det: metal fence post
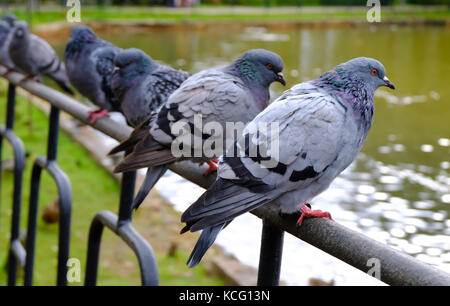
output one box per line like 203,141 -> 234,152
23,105 -> 72,286
117,170 -> 136,226
257,219 -> 284,286
0,83 -> 27,286
84,169 -> 159,286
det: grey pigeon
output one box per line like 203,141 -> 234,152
65,25 -> 121,124
0,20 -> 15,72
110,49 -> 286,209
0,14 -> 17,74
0,14 -> 17,73
111,48 -> 190,127
9,21 -> 74,95
181,57 -> 395,268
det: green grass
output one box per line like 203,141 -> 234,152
6,5 -> 450,27
0,81 -> 224,286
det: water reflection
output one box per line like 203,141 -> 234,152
50,23 -> 449,285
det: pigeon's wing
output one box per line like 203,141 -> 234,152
27,35 -> 74,94
93,46 -> 121,111
181,83 -> 346,232
111,113 -> 176,173
114,69 -> 254,172
118,67 -> 189,127
222,84 -> 347,190
150,69 -> 254,146
145,67 -> 190,113
28,35 -> 62,76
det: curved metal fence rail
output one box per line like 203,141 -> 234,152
0,68 -> 158,286
1,66 -> 449,286
24,103 -> 73,286
0,83 -> 26,286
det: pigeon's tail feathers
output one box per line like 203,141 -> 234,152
40,58 -> 74,95
181,178 -> 277,234
113,145 -> 176,173
109,119 -> 151,155
182,179 -> 278,267
113,116 -> 178,173
132,165 -> 170,210
186,223 -> 229,268
56,79 -> 74,95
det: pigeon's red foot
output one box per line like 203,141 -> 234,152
296,203 -> 333,227
201,160 -> 218,176
87,109 -> 109,125
2,69 -> 14,77
20,75 -> 39,83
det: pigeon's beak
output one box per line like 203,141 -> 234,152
276,72 -> 286,86
383,76 -> 395,90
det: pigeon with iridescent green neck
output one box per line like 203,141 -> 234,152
181,57 -> 395,268
110,49 -> 286,210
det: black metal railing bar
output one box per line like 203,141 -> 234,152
0,83 -> 26,286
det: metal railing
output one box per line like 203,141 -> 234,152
1,66 -> 449,286
0,68 -> 158,286
23,104 -> 72,286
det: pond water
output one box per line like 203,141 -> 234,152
52,23 -> 450,285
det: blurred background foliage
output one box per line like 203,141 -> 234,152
0,0 -> 449,7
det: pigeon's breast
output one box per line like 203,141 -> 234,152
122,82 -> 152,127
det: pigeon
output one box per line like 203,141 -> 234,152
65,25 -> 122,124
110,49 -> 286,209
2,14 -> 17,27
111,48 -> 190,127
0,15 -> 17,74
8,21 -> 74,95
181,57 -> 395,268
0,20 -> 15,72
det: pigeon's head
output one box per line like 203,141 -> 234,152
2,14 -> 17,27
338,57 -> 395,91
236,49 -> 286,87
114,48 -> 153,77
69,25 -> 97,43
11,21 -> 29,41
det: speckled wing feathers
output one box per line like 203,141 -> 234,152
150,69 -> 254,147
113,69 -> 255,172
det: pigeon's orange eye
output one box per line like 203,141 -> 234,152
266,64 -> 273,70
371,68 -> 378,76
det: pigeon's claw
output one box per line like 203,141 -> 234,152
20,75 -> 39,83
2,68 -> 14,77
296,203 -> 333,227
201,160 -> 218,176
87,109 -> 109,125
